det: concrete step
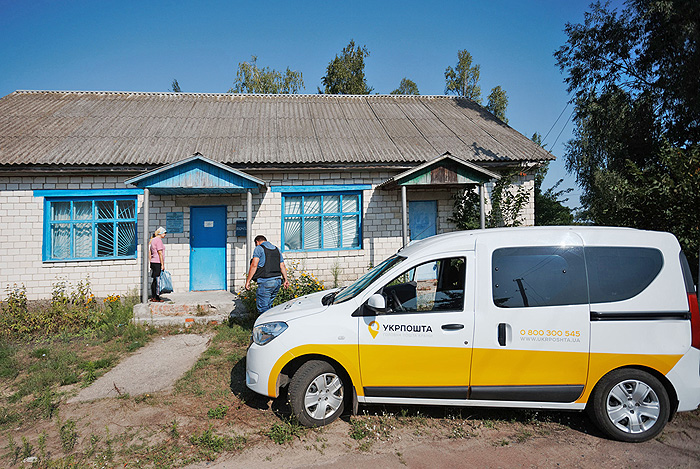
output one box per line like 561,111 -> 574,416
132,290 -> 245,327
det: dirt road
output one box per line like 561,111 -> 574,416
184,405 -> 699,468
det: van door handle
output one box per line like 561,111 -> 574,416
442,323 -> 464,331
498,323 -> 507,346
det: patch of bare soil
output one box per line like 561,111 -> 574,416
187,404 -> 700,469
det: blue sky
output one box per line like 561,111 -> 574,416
0,0 -> 615,206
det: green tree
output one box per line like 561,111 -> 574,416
450,171 -> 530,230
444,49 -> 481,103
390,78 -> 420,95
229,56 -> 304,94
487,171 -> 530,228
555,0 -> 700,279
320,40 -> 372,95
486,85 -> 508,123
555,0 -> 700,145
534,163 -> 575,226
530,132 -> 575,226
531,131 -> 543,147
171,79 -> 181,93
449,188 -> 481,230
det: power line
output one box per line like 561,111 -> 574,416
549,109 -> 574,152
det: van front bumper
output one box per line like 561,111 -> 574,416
245,343 -> 278,398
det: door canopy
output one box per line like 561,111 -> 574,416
125,153 -> 266,194
378,152 -> 500,189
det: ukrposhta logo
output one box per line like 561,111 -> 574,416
367,320 -> 433,339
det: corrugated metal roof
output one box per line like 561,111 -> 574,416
0,91 -> 554,167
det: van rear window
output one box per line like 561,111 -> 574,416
586,247 -> 663,303
492,246 -> 587,308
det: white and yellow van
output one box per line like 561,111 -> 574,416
245,227 -> 700,442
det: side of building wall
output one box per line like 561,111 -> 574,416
0,176 -> 144,300
0,169 -> 535,300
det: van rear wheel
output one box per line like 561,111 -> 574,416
589,368 -> 669,442
288,360 -> 345,427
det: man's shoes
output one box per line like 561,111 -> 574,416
149,297 -> 163,303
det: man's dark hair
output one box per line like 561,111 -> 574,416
254,235 -> 267,243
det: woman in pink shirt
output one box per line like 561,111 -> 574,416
149,226 -> 166,301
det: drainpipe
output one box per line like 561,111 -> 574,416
401,185 -> 408,247
142,188 -> 150,304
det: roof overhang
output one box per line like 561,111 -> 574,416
125,153 -> 266,195
377,152 -> 500,190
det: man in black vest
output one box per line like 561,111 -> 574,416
244,235 -> 290,313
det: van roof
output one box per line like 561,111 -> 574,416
397,226 -> 679,258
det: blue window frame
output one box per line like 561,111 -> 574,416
282,192 -> 361,251
43,196 -> 137,261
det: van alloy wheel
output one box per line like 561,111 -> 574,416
304,372 -> 344,420
606,379 -> 661,434
589,368 -> 670,442
289,360 -> 345,427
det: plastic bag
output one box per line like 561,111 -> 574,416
158,270 -> 173,294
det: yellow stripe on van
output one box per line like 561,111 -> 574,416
358,345 -> 472,388
267,344 -> 361,398
470,348 -> 589,387
268,345 -> 684,402
577,352 -> 684,403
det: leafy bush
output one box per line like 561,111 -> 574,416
239,262 -> 325,316
0,280 -> 141,340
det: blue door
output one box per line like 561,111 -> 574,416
190,206 -> 227,291
408,200 -> 437,241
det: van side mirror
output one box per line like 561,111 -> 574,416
366,294 -> 387,314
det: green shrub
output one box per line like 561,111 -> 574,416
0,280 -> 141,340
0,279 -> 104,337
239,262 -> 325,316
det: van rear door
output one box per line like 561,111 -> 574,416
470,231 -> 590,403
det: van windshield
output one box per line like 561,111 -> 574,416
333,255 -> 405,304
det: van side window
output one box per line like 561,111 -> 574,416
586,247 -> 663,303
492,247 -> 587,308
381,257 -> 465,313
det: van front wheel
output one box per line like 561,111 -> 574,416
288,360 -> 345,427
589,368 -> 669,442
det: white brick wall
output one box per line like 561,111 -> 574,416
0,169 -> 534,300
0,177 -> 143,300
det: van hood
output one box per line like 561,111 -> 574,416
255,288 -> 341,324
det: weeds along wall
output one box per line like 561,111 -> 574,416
0,170 -> 534,300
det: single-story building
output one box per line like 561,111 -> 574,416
0,91 -> 552,300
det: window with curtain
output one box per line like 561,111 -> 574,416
282,192 -> 361,251
45,197 -> 137,261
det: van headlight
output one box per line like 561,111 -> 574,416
252,321 -> 288,346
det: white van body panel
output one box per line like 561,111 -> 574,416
666,348 -> 700,412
